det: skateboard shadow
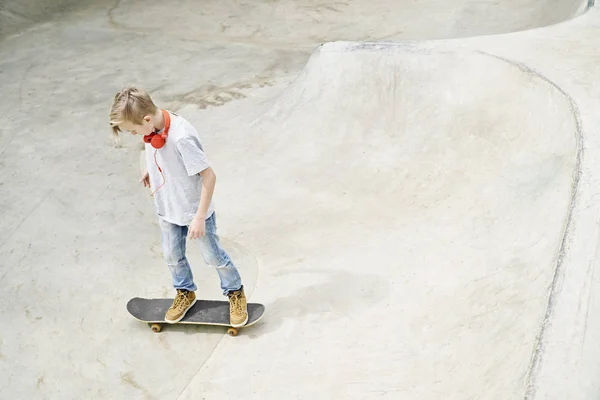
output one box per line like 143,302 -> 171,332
243,270 -> 390,338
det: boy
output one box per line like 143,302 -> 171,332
109,86 -> 248,327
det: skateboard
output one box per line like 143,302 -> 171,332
126,297 -> 265,336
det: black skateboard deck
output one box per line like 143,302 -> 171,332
127,297 -> 265,336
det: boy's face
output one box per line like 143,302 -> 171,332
120,115 -> 155,136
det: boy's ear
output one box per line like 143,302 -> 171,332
143,115 -> 152,123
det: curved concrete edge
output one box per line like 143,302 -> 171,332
486,57 -> 587,400
525,73 -> 600,399
456,7 -> 600,398
455,51 -> 586,399
527,104 -> 600,398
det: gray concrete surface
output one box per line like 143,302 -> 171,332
0,0 -> 100,38
0,0 -> 591,40
1,0 -> 600,399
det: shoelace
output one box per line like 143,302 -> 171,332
173,291 -> 191,311
230,292 -> 244,314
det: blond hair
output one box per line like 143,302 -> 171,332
109,86 -> 158,136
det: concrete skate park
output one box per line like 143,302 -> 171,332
2,0 -> 600,398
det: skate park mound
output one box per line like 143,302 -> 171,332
206,42 -> 579,398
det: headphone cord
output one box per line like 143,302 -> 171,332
150,149 -> 166,196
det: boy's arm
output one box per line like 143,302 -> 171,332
188,167 -> 216,239
176,132 -> 216,238
196,167 -> 216,219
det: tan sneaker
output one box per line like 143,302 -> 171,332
228,287 -> 248,328
165,289 -> 197,323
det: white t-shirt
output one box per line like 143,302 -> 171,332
145,112 -> 214,226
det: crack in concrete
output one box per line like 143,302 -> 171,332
476,50 -> 584,400
0,189 -> 52,251
0,61 -> 38,157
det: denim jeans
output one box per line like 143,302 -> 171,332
158,212 -> 242,295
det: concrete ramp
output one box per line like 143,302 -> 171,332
174,42 -> 580,398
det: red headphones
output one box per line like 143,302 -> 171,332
143,110 -> 171,149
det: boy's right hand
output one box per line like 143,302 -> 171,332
140,169 -> 150,188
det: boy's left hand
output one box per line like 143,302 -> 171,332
189,216 -> 206,239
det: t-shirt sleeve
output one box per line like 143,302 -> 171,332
176,135 -> 211,176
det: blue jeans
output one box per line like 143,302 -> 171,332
158,212 -> 242,295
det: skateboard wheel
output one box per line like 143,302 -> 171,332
227,328 -> 238,337
150,323 -> 162,333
